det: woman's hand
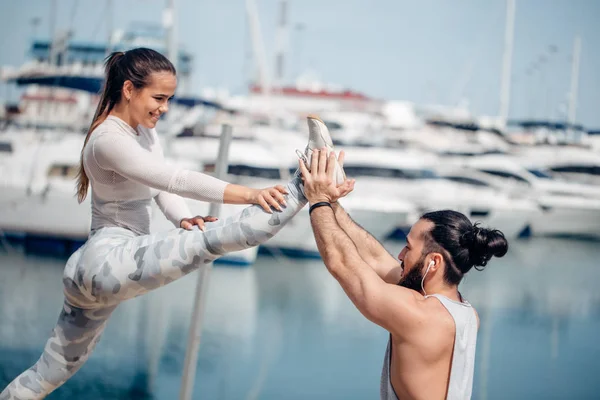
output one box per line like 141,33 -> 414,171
250,185 -> 288,213
180,215 -> 219,231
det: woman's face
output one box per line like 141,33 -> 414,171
127,71 -> 177,128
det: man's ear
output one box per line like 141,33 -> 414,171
430,253 -> 444,272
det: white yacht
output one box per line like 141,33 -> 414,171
439,154 -> 600,239
337,146 -> 538,239
0,133 -> 91,240
514,145 -> 600,186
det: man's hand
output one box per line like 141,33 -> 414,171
298,148 -> 355,204
180,215 -> 218,231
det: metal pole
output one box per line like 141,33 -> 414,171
49,0 -> 57,65
179,124 -> 233,400
106,0 -> 114,53
274,0 -> 289,89
245,0 -> 271,97
165,0 -> 178,71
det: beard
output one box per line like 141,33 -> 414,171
398,255 -> 426,292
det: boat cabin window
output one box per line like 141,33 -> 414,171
0,142 -> 12,153
470,209 -> 490,217
478,169 -> 530,184
47,164 -> 79,178
527,169 -> 553,179
550,165 -> 600,176
443,176 -> 490,187
227,164 -> 281,180
343,166 -> 438,180
323,120 -> 344,131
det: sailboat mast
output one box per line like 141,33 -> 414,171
499,0 -> 516,125
567,35 -> 581,127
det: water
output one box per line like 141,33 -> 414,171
1,237 -> 599,399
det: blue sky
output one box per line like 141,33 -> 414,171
1,0 -> 599,127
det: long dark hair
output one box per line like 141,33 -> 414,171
421,210 -> 508,285
75,48 -> 176,203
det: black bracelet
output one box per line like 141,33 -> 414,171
309,201 -> 332,215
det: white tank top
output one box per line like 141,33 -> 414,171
380,294 -> 478,400
83,116 -> 228,235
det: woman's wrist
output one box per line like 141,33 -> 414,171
224,184 -> 256,204
245,187 -> 257,204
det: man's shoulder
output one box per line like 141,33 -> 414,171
390,298 -> 455,352
422,296 -> 458,330
390,291 -> 455,329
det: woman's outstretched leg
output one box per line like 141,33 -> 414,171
0,177 -> 305,399
0,301 -> 116,400
80,176 -> 307,305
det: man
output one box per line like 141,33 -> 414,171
298,144 -> 508,399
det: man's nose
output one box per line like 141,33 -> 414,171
398,247 -> 406,261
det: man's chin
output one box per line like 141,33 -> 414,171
397,268 -> 424,292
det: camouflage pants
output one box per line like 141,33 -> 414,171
1,178 -> 307,399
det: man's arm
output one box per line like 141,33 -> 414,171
310,205 -> 421,336
331,202 -> 403,284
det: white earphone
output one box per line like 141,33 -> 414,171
421,260 -> 435,296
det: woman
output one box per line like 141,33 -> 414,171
1,47 -> 343,399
